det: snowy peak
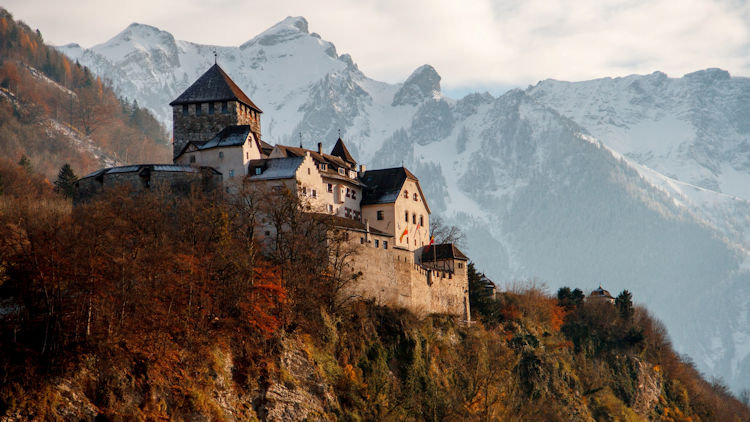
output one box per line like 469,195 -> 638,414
683,68 -> 731,83
93,22 -> 179,65
241,16 -> 310,48
392,64 -> 441,106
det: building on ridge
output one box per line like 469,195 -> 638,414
74,63 -> 470,319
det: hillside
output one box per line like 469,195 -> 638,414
0,164 -> 748,420
55,16 -> 750,393
0,8 -> 169,179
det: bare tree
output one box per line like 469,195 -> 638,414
430,215 -> 465,246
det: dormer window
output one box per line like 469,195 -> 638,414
254,167 -> 262,175
319,163 -> 327,171
338,168 -> 346,176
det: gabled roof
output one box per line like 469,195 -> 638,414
330,137 -> 356,166
421,244 -> 468,262
169,64 -> 262,112
272,144 -> 365,186
361,167 -> 430,213
175,125 -> 258,158
248,157 -> 304,181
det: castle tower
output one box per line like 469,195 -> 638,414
169,64 -> 262,159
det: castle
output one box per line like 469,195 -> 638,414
75,64 -> 470,319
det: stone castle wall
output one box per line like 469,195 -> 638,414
345,233 -> 470,319
74,167 -> 222,204
172,101 -> 261,158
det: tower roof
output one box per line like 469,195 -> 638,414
330,137 -> 356,166
169,64 -> 262,112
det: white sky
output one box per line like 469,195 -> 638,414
6,0 -> 750,95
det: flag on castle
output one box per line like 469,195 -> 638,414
400,227 -> 408,242
424,235 -> 435,252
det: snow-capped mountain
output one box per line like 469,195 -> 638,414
59,17 -> 750,393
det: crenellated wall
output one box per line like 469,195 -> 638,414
344,233 -> 470,319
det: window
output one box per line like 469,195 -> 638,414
361,237 -> 364,244
352,190 -> 357,200
327,183 -> 333,193
338,168 -> 346,176
221,101 -> 228,113
383,241 -> 388,249
195,103 -> 201,115
327,204 -> 333,213
458,263 -> 463,269
320,164 -> 327,171
346,188 -> 351,198
376,210 -> 384,220
404,211 -> 409,222
254,167 -> 262,175
312,189 -> 317,198
419,215 -> 424,226
404,190 -> 409,199
208,102 -> 215,114
219,151 -> 224,159
272,185 -> 282,191
228,169 -> 235,178
182,104 -> 188,116
307,168 -> 311,175
189,155 -> 196,163
413,193 -> 418,201
374,239 -> 379,248
412,213 -> 416,224
302,187 -> 307,196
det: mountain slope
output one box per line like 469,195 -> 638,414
59,17 -> 750,393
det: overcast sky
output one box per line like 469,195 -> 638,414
7,0 -> 750,95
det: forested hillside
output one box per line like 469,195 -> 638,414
0,161 -> 748,421
0,8 -> 169,178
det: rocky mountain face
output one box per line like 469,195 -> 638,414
59,17 -> 750,393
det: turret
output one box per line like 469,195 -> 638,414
169,64 -> 262,159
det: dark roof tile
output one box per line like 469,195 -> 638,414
169,64 -> 262,112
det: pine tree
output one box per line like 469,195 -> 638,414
17,155 -> 32,173
615,290 -> 634,321
54,163 -> 77,198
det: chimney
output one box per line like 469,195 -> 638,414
317,142 -> 322,154
358,164 -> 367,177
365,219 -> 370,242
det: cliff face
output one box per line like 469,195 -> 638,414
2,300 -> 746,421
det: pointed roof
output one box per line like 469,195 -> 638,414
330,137 -> 356,166
169,64 -> 262,112
361,166 -> 430,213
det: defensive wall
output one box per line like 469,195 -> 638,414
344,230 -> 470,319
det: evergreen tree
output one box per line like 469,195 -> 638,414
18,155 -> 31,173
615,290 -> 634,321
54,163 -> 77,198
557,287 -> 585,310
468,262 -> 499,322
